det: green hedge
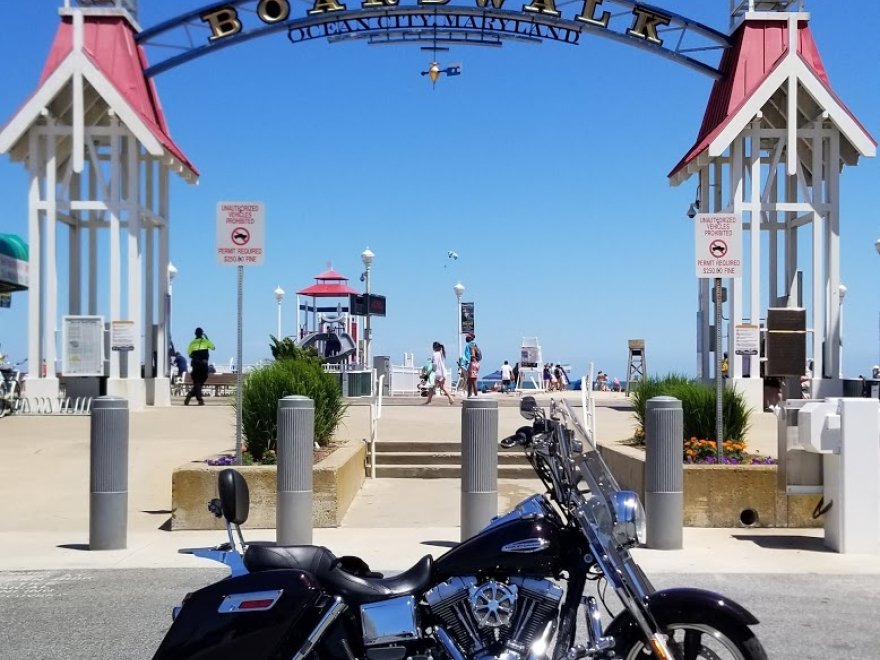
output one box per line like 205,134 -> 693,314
631,374 -> 751,443
238,358 -> 347,461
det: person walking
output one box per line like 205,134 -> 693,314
185,327 -> 215,406
500,360 -> 513,394
464,333 -> 481,398
424,341 -> 455,405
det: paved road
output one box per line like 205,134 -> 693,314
1,569 -> 877,659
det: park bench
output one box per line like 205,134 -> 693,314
173,372 -> 238,398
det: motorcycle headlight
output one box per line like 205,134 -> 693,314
612,491 -> 646,547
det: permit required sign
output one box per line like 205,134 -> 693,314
695,213 -> 742,278
216,201 -> 265,266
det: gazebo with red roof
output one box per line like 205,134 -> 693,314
669,5 -> 874,407
296,266 -> 361,344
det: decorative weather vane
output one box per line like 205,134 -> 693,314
421,61 -> 462,88
420,22 -> 462,87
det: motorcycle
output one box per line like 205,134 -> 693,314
154,396 -> 767,660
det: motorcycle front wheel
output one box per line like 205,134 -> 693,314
611,607 -> 768,660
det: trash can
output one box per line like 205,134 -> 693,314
842,379 -> 864,397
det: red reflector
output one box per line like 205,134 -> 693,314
240,599 -> 274,610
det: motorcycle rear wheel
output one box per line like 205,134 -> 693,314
612,607 -> 768,660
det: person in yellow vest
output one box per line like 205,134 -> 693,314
185,327 -> 215,406
721,353 -> 730,379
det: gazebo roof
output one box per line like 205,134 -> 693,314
297,267 -> 359,297
669,17 -> 875,186
0,14 -> 198,182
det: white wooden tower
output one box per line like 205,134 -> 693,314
671,2 -> 875,409
0,1 -> 198,409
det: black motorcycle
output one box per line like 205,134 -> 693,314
154,396 -> 767,660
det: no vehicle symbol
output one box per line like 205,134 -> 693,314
709,239 -> 727,258
231,227 -> 250,246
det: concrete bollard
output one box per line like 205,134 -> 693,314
461,398 -> 498,541
89,396 -> 129,550
276,395 -> 313,545
645,396 -> 683,550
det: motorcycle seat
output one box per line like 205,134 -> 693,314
244,544 -> 434,604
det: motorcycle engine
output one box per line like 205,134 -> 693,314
425,576 -> 563,660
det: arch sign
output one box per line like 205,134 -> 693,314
138,0 -> 729,78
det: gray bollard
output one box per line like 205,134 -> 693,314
461,398 -> 498,541
277,395 -> 314,545
89,396 -> 129,550
645,396 -> 683,550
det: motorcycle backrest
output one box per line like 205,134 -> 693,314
520,396 -> 538,420
218,468 -> 250,525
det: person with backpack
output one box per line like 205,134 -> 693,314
463,333 -> 481,398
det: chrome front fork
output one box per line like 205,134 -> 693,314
565,597 -> 615,660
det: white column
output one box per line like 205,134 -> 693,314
126,135 -> 142,380
826,130 -> 842,380
785,172 -> 798,306
159,165 -> 170,379
699,168 -> 711,381
749,126 -> 761,341
108,131 -> 121,379
45,127 -> 59,381
88,155 -> 98,315
729,136 -> 744,379
69,174 -> 82,315
144,156 -> 155,380
810,123 -> 825,380
27,130 -> 41,381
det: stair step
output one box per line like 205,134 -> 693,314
375,452 -> 529,466
373,465 -> 535,479
374,441 -> 463,453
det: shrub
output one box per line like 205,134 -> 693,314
269,335 -> 322,363
632,374 -> 752,444
238,358 -> 347,461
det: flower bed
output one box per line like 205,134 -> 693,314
171,440 -> 366,530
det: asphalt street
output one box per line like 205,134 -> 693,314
1,568 -> 877,659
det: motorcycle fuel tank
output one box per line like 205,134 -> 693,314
434,514 -> 568,579
152,569 -> 323,660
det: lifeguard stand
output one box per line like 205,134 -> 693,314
625,340 -> 646,395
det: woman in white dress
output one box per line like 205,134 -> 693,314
424,341 -> 455,405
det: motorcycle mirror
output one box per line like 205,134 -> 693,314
218,468 -> 250,525
520,396 -> 538,420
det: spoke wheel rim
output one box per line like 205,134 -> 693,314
623,623 -> 747,660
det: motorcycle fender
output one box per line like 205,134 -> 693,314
603,587 -> 760,640
152,569 -> 325,660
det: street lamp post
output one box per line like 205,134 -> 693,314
361,247 -> 374,367
274,285 -> 285,339
167,261 -> 177,352
453,282 -> 465,362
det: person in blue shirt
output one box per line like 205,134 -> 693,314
173,352 -> 188,378
463,333 -> 480,398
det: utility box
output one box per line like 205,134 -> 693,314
796,398 -> 880,554
776,399 -> 822,495
765,308 -> 806,376
373,356 -> 390,396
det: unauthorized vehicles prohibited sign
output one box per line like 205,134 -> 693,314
217,202 -> 264,265
695,213 -> 742,278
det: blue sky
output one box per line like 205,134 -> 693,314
1,1 -> 878,380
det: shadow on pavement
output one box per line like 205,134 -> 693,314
732,534 -> 827,552
57,543 -> 90,551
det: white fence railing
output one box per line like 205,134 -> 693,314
389,365 -> 421,396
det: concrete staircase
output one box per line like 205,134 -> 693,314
370,441 -> 534,478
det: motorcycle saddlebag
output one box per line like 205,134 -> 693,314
152,569 -> 324,660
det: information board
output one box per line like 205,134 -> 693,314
62,315 -> 105,376
111,320 -> 135,351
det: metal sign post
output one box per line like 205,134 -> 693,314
217,201 -> 265,464
695,213 -> 742,459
